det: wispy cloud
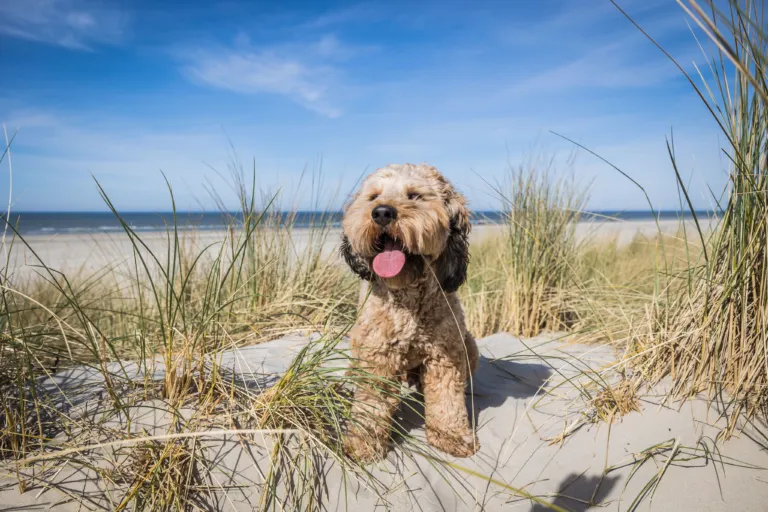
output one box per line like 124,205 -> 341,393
300,3 -> 384,30
506,3 -> 705,95
179,35 -> 364,118
512,43 -> 683,93
0,0 -> 128,50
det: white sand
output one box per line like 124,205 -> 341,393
2,332 -> 766,510
5,219 -> 698,279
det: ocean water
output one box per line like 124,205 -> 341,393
3,210 -> 715,236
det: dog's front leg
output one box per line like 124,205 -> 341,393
421,356 -> 480,457
344,366 -> 402,463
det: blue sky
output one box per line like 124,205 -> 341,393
0,0 -> 730,212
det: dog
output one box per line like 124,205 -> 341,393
340,163 -> 480,463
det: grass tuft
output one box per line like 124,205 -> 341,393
622,0 -> 768,435
462,160 -> 587,338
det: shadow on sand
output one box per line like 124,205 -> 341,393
394,354 -> 552,435
530,472 -> 620,511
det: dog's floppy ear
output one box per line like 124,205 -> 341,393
341,234 -> 373,281
434,191 -> 471,293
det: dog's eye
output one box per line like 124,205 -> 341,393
407,192 -> 420,200
368,193 -> 379,201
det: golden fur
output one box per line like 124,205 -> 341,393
340,163 -> 480,462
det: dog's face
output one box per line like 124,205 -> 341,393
341,163 -> 471,291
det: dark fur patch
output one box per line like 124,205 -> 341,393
340,234 -> 373,281
433,218 -> 470,293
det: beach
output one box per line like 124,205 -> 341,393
5,219 -> 700,277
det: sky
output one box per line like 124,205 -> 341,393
0,0 -> 733,212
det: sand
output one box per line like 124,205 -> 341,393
4,219 -> 699,278
2,331 -> 766,511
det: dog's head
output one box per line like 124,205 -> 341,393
340,163 -> 471,291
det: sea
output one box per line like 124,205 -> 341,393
1,210 -> 715,236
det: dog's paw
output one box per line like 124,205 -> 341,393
343,432 -> 389,464
426,427 -> 480,458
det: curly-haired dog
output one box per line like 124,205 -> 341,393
340,163 -> 480,463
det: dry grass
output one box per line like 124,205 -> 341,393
461,161 -> 587,338
0,164 -> 370,509
590,376 -> 642,423
462,158 -> 700,345
621,0 -> 768,435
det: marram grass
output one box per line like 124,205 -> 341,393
461,161 -> 587,338
623,0 -> 768,435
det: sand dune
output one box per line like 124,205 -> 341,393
2,331 -> 764,510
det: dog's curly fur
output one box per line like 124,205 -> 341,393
340,163 -> 480,463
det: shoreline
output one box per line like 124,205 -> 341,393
5,219 -> 704,276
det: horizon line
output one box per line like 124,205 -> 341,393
3,208 -> 720,215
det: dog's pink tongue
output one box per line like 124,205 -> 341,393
372,240 -> 406,278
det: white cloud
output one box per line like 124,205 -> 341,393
180,36 -> 357,118
0,0 -> 127,50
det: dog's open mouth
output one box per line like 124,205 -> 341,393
372,234 -> 407,279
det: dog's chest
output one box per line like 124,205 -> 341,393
365,298 -> 440,351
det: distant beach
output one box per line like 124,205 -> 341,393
4,209 -> 716,236
3,212 -> 708,276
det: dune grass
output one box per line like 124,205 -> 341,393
0,162 -> 370,508
461,162 -> 587,338
461,160 -> 699,347
618,0 -> 768,436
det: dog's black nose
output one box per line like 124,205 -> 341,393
372,205 -> 397,227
